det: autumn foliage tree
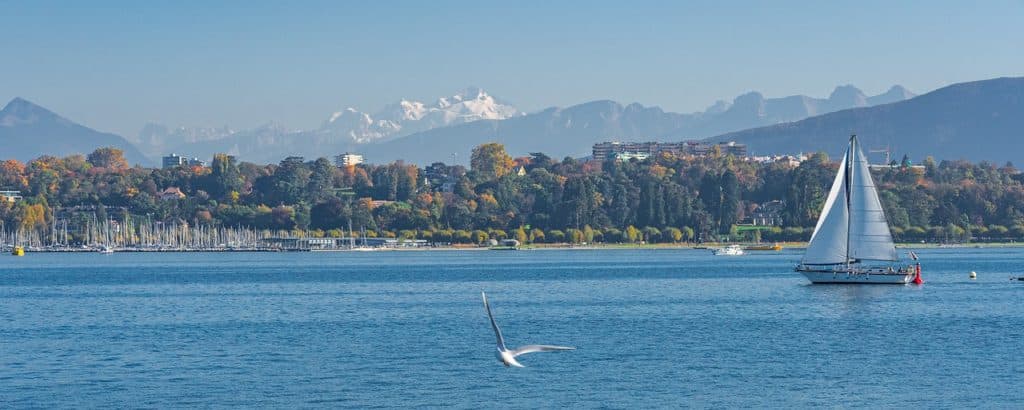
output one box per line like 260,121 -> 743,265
470,142 -> 513,182
86,147 -> 129,170
4,142 -> 1024,245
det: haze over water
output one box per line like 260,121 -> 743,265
1,248 -> 1022,407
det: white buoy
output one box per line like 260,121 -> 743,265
970,271 -> 977,279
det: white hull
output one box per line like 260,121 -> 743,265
798,270 -> 913,284
713,245 -> 744,256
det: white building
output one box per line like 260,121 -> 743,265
748,154 -> 807,167
0,190 -> 23,203
162,154 -> 187,169
334,153 -> 364,167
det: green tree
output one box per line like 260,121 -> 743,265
310,197 -> 349,230
604,228 -> 623,243
306,157 -> 336,202
719,170 -> 740,232
472,229 -> 489,244
453,229 -> 472,243
699,172 -> 722,228
207,153 -> 243,200
642,226 -> 662,243
666,227 -> 683,242
682,226 -> 695,242
529,228 -> 545,243
547,229 -> 566,243
565,228 -> 583,244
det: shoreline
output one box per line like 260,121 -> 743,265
8,241 -> 1024,253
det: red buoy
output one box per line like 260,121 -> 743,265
912,263 -> 924,285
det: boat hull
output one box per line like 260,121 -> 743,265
745,244 -> 782,251
798,270 -> 913,284
713,245 -> 744,256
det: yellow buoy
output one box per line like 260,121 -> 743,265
11,246 -> 24,256
969,271 -> 977,279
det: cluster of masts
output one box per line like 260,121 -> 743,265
0,215 -> 313,252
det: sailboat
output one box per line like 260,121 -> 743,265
796,135 -> 919,284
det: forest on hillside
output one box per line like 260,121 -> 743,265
1,143 -> 1022,244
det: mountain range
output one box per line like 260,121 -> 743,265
661,84 -> 915,139
706,77 -> 1024,163
0,98 -> 150,166
143,84 -> 914,164
359,85 -> 918,164
132,123 -> 239,159
2,77 -> 1021,167
131,87 -> 521,162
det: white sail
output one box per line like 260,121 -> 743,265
847,138 -> 898,261
801,152 -> 850,265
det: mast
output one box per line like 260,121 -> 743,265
845,135 -> 855,269
847,134 -> 899,262
349,220 -> 355,249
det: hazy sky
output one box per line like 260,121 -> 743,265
2,1 -> 1022,137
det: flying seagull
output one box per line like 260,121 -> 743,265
482,292 -> 574,368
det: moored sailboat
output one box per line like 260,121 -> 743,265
796,135 -> 919,284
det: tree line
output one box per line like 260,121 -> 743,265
1,143 -> 1023,244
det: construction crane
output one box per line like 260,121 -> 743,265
869,145 -> 891,165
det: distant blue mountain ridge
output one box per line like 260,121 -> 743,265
8,79 -> 1020,166
704,77 -> 1024,164
0,97 -> 151,166
358,84 -> 918,165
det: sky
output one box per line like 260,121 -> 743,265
1,0 -> 1022,137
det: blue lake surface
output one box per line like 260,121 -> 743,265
1,248 -> 1023,407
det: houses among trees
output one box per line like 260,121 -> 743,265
0,143 -> 1022,244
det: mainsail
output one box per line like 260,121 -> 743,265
847,138 -> 898,261
801,136 -> 897,265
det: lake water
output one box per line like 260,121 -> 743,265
1,248 -> 1023,407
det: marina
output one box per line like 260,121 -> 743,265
0,221 -> 427,252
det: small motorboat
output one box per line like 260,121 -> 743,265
713,244 -> 744,256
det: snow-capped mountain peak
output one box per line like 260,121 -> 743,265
391,99 -> 427,121
320,87 -> 520,144
327,108 -> 362,124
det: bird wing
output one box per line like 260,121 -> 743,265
511,344 -> 575,357
482,292 -> 506,349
